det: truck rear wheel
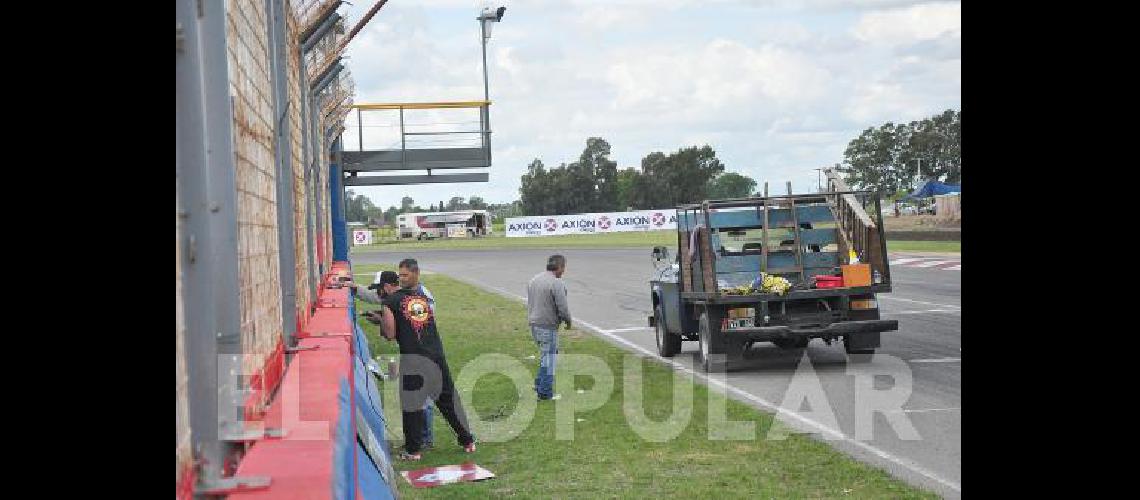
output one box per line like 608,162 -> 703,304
655,305 -> 681,357
698,310 -> 727,372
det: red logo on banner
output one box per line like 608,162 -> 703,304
401,463 -> 496,488
652,212 -> 665,226
544,219 -> 558,231
597,216 -> 611,229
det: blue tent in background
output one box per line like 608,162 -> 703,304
906,180 -> 960,199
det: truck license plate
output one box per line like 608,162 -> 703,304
723,318 -> 755,329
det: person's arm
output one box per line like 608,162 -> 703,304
353,284 -> 384,304
380,305 -> 397,340
419,285 -> 437,313
553,280 -> 572,329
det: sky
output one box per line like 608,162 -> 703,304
338,0 -> 961,210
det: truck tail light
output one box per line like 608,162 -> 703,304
850,299 -> 877,310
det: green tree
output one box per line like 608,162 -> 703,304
706,172 -> 757,199
383,205 -> 399,225
842,109 -> 961,194
615,167 -> 640,210
446,196 -> 468,211
578,137 -> 618,212
520,158 -> 549,215
468,196 -> 487,210
400,196 -> 414,211
344,189 -> 380,222
519,140 -> 723,214
842,122 -> 910,196
634,145 -> 725,208
344,189 -> 362,222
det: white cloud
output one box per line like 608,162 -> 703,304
337,0 -> 959,206
852,1 -> 961,46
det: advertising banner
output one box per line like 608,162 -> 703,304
505,209 -> 677,237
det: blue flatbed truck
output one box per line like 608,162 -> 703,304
648,170 -> 899,372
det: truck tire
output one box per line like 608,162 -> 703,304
698,310 -> 727,372
773,337 -> 810,350
655,305 -> 681,357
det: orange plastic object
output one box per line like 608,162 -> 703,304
841,264 -> 872,287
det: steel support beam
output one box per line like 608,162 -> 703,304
299,54 -> 318,305
176,0 -> 243,489
346,159 -> 490,171
268,0 -> 297,349
344,173 -> 489,186
311,60 -> 343,96
310,91 -> 326,279
342,148 -> 489,171
301,12 -> 341,53
299,0 -> 343,46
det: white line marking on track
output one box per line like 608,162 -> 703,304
602,326 -> 654,333
886,408 -> 961,414
909,358 -> 961,363
910,260 -> 958,268
889,258 -> 928,265
881,309 -> 961,316
878,296 -> 960,310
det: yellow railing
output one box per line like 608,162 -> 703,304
350,101 -> 491,110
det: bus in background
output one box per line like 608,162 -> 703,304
396,210 -> 493,240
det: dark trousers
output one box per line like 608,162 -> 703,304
399,353 -> 474,453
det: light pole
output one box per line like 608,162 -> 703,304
477,6 -> 505,163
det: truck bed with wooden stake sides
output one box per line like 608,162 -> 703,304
647,168 -> 899,372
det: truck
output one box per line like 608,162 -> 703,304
397,210 -> 493,240
648,169 -> 899,372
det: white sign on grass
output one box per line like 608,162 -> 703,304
505,210 -> 677,238
352,230 -> 372,245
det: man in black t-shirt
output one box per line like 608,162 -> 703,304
378,258 -> 475,460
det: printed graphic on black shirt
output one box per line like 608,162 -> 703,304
400,294 -> 433,337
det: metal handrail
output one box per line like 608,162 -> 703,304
349,101 -> 493,171
350,101 -> 491,110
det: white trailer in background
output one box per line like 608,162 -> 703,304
397,210 -> 493,240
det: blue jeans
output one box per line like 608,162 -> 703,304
531,325 -> 558,398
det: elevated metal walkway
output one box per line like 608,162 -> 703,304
342,101 -> 492,186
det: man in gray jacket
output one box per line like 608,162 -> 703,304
526,255 -> 571,401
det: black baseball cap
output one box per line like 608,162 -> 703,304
367,270 -> 400,291
377,271 -> 399,285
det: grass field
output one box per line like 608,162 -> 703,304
350,230 -> 960,253
352,264 -> 936,499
